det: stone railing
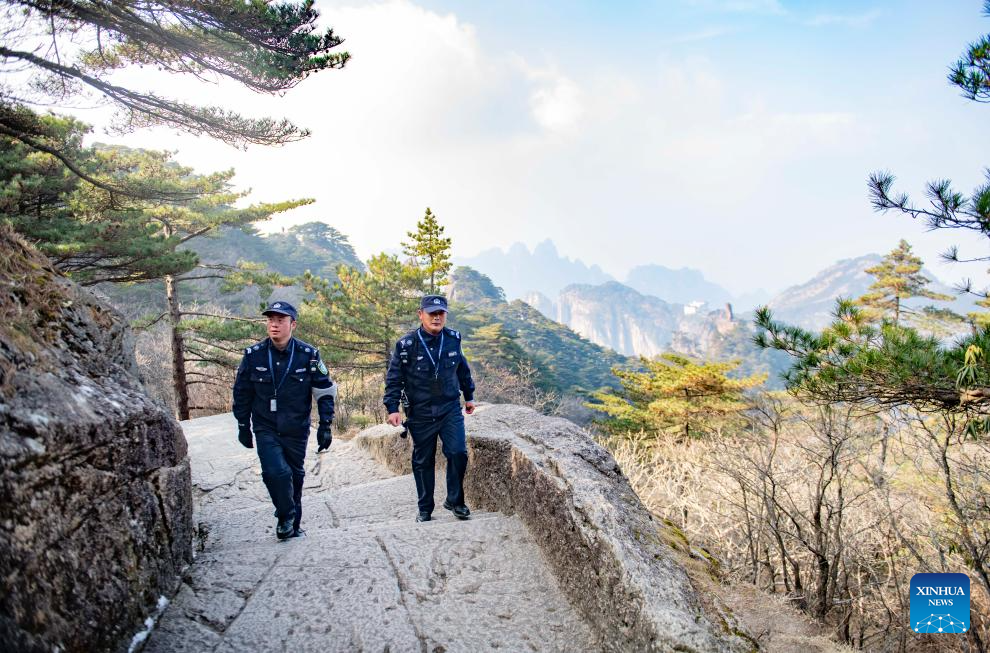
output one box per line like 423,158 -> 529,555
355,404 -> 753,652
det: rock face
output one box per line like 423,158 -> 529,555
355,404 -> 753,652
0,226 -> 192,652
556,282 -> 684,357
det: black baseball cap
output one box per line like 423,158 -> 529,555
262,301 -> 297,320
420,295 -> 448,313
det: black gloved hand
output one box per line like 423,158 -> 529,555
316,422 -> 332,452
237,424 -> 253,449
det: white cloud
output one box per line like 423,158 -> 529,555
529,76 -> 584,133
63,0 -> 881,292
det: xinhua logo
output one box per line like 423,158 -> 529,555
910,573 -> 970,634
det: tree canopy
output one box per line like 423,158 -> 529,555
0,0 -> 348,187
403,208 -> 452,294
756,3 -> 990,432
586,353 -> 765,439
3,128 -> 309,284
856,239 -> 952,325
950,0 -> 990,102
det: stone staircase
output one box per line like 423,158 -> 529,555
143,413 -> 597,652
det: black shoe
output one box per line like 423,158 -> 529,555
416,512 -> 432,522
443,500 -> 471,520
276,518 -> 295,540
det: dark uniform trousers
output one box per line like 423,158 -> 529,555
255,430 -> 308,530
233,337 -> 335,531
383,327 -> 475,516
409,409 -> 468,514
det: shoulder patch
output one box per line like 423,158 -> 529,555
244,347 -> 251,354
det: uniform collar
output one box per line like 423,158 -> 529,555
418,327 -> 442,342
269,336 -> 295,353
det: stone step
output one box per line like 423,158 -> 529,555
143,414 -> 599,653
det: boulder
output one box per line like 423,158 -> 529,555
355,404 -> 754,652
0,226 -> 192,652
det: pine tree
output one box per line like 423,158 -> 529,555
402,208 -> 452,294
586,353 -> 765,440
299,255 -> 427,371
856,240 -> 952,325
464,323 -> 531,373
1,0 -> 349,182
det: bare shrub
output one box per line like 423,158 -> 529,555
602,395 -> 990,652
472,360 -> 560,415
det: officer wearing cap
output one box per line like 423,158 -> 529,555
384,295 -> 476,522
232,301 -> 336,540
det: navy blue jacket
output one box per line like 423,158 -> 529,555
232,337 -> 335,436
383,327 -> 475,422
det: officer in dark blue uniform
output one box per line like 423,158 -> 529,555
384,295 -> 476,522
232,301 -> 336,540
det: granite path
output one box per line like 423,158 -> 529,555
142,413 -> 597,652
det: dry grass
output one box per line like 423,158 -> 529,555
599,401 -> 990,652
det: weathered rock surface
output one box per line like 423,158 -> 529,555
0,226 -> 192,652
356,404 -> 754,652
148,412 -> 597,652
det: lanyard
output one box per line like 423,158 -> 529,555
417,329 -> 444,379
267,338 -> 295,397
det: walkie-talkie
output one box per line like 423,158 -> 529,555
399,390 -> 410,438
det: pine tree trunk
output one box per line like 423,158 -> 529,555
165,273 -> 191,420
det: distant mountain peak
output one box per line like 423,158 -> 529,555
533,239 -> 559,257
624,264 -> 732,306
766,252 -> 974,330
455,240 -> 613,300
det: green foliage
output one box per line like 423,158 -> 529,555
298,254 -> 427,370
586,353 -> 765,439
2,0 -> 349,160
478,300 -> 627,393
755,302 -> 990,417
191,222 -> 363,280
856,239 -> 952,325
3,137 -> 310,285
785,2 -> 990,431
949,1 -> 990,102
447,266 -> 506,306
403,208 -> 452,294
462,323 -> 531,373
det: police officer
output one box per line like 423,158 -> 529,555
232,301 -> 336,540
384,295 -> 476,522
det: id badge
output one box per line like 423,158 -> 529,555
270,398 -> 277,412
430,379 -> 443,397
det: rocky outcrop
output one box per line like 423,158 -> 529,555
355,404 -> 753,652
556,282 -> 683,357
0,226 -> 192,652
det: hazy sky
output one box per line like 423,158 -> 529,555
69,0 -> 990,295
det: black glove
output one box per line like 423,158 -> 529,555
316,422 -> 332,452
237,424 -> 253,449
